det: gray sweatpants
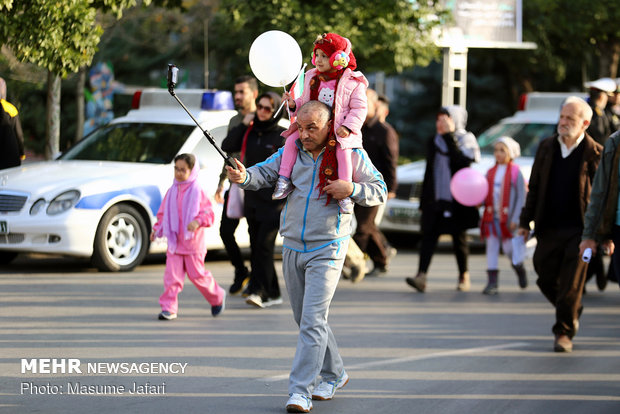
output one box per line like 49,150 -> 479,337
282,240 -> 348,397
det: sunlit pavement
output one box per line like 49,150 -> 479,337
1,247 -> 619,414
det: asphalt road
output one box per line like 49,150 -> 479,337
1,247 -> 619,414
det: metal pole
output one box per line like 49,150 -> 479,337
204,18 -> 209,89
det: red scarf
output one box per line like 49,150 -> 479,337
313,71 -> 343,205
480,163 -> 517,240
240,121 -> 253,163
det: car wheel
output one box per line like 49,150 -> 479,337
0,251 -> 18,265
91,204 -> 149,272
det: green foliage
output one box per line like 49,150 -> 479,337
94,5 -> 202,86
524,0 -> 620,79
210,0 -> 447,86
0,1 -> 102,77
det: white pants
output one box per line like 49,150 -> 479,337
486,234 -> 514,270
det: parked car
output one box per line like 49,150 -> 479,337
0,88 -> 259,271
379,92 -> 586,237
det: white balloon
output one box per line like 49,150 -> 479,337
249,31 -> 302,88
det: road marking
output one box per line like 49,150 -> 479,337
261,342 -> 530,383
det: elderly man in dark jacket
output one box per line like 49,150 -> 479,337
518,96 -> 602,353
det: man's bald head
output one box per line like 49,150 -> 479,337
297,101 -> 332,125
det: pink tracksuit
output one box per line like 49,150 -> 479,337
153,180 -> 224,314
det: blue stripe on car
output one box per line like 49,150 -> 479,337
75,186 -> 162,215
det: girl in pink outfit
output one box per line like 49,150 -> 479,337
151,153 -> 226,320
274,32 -> 368,214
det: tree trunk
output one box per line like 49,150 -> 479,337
45,71 -> 61,160
598,40 -> 620,79
74,67 -> 86,144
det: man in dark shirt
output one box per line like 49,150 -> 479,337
215,76 -> 259,295
518,96 -> 602,353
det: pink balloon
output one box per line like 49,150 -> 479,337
450,167 -> 488,206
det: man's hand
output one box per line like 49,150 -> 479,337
579,239 -> 597,257
324,179 -> 354,200
388,191 -> 396,199
225,158 -> 247,184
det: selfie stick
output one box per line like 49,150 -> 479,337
167,64 -> 237,170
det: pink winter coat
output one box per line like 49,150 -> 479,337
283,67 -> 369,149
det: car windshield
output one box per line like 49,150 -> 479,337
477,122 -> 557,157
60,123 -> 195,163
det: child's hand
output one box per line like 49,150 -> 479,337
150,230 -> 156,242
510,222 -> 517,232
282,92 -> 296,110
336,126 -> 350,138
187,220 -> 200,232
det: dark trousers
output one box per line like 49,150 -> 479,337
246,206 -> 281,300
418,208 -> 468,275
220,190 -> 246,281
353,204 -> 390,268
534,227 -> 587,338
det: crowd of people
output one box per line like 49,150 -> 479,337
5,31 -> 620,413
148,43 -> 620,411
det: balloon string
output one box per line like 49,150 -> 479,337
273,85 -> 288,119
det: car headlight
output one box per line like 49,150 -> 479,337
46,190 -> 81,215
29,198 -> 46,216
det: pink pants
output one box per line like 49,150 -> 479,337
159,252 -> 225,314
280,131 -> 353,182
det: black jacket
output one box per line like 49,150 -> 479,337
519,133 -> 602,233
420,132 -> 479,232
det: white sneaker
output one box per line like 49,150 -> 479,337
286,393 -> 312,413
311,370 -> 349,401
263,296 -> 283,307
158,311 -> 177,320
245,294 -> 265,308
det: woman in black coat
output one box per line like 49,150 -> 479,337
221,92 -> 286,308
406,106 -> 480,293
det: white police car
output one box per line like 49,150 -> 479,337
0,88 -> 249,271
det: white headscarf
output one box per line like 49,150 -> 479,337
495,136 -> 521,160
